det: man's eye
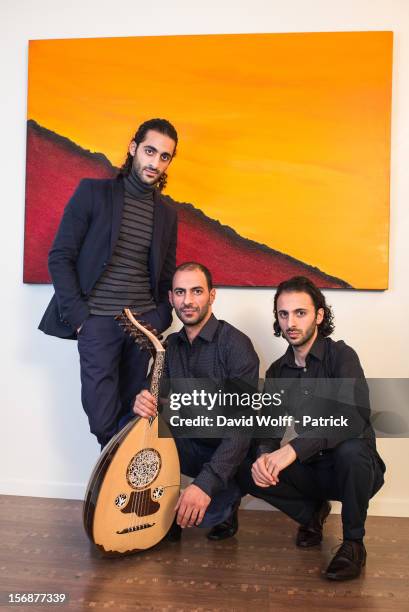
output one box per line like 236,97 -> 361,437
161,154 -> 170,161
297,310 -> 306,316
194,289 -> 203,295
279,312 -> 288,318
145,148 -> 154,155
175,290 -> 183,296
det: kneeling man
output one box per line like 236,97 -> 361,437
239,276 -> 385,580
134,262 -> 259,541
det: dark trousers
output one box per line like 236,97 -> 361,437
237,439 -> 385,540
77,314 -> 151,447
175,438 -> 242,528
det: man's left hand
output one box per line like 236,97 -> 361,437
175,484 -> 211,528
263,444 -> 297,482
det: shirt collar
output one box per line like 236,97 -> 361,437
176,313 -> 219,344
280,333 -> 326,368
308,334 -> 326,362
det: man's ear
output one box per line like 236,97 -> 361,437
168,289 -> 174,307
129,140 -> 137,157
209,288 -> 216,305
316,307 -> 324,326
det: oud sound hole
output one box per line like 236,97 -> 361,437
126,448 -> 161,490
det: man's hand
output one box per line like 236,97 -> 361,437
133,389 -> 157,419
175,484 -> 211,528
252,444 -> 297,487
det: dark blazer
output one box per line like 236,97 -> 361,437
39,176 -> 177,339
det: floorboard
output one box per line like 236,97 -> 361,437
0,496 -> 408,611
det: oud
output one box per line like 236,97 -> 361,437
83,309 -> 180,555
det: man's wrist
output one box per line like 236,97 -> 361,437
285,442 -> 298,460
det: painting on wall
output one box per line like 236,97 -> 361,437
24,32 -> 393,289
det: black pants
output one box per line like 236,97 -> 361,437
175,438 -> 242,528
237,439 -> 385,540
77,314 -> 152,447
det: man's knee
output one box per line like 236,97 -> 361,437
332,439 -> 372,472
175,438 -> 207,478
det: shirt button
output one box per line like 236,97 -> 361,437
303,367 -> 307,372
304,390 -> 309,395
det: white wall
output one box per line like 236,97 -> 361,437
1,0 -> 408,517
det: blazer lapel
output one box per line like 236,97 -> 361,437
109,178 -> 125,257
149,190 -> 166,293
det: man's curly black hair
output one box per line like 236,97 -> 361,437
273,276 -> 335,337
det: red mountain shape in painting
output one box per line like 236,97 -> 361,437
24,120 -> 350,288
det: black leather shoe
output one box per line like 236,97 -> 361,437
206,505 -> 239,541
325,540 -> 366,581
296,500 -> 331,547
165,518 -> 182,543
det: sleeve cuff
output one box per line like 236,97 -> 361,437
288,437 -> 326,462
256,439 -> 281,458
192,471 -> 221,498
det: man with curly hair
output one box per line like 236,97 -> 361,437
238,276 -> 385,581
39,118 -> 178,448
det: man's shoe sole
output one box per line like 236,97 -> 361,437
206,526 -> 238,541
324,567 -> 364,581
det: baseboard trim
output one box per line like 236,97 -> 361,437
1,481 -> 408,518
0,480 -> 86,500
239,495 -> 409,518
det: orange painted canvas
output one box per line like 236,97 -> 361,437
24,32 -> 393,288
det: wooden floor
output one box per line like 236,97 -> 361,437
0,496 -> 408,612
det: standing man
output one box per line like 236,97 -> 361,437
239,276 -> 385,580
133,262 -> 259,541
39,118 -> 178,448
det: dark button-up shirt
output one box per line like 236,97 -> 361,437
260,334 -> 380,463
163,314 -> 259,497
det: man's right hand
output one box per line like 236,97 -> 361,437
133,389 -> 157,419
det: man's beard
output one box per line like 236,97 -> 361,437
176,303 -> 210,327
283,321 -> 317,347
133,159 -> 161,185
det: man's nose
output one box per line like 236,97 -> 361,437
184,292 -> 195,305
288,313 -> 296,328
148,154 -> 159,169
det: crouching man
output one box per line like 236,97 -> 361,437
134,262 -> 259,541
238,276 -> 385,580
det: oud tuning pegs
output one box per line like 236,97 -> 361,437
143,324 -> 160,338
115,309 -> 163,355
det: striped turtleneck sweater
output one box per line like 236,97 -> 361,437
87,167 -> 156,316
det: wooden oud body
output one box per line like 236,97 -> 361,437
83,416 -> 180,555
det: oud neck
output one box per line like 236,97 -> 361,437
149,349 -> 165,405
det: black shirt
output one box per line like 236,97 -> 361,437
261,334 -> 380,463
164,314 -> 260,497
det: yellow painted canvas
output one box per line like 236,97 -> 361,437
24,32 -> 393,288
